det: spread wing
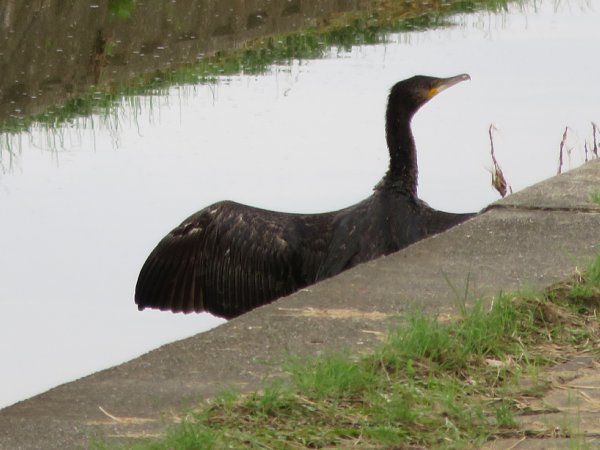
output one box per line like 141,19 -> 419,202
135,201 -> 331,319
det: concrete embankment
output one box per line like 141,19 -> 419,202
1,160 -> 599,449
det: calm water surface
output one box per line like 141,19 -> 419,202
1,1 -> 599,408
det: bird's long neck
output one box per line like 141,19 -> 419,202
379,103 -> 417,197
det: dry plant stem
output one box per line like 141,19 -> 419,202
489,123 -> 510,197
557,126 -> 568,175
98,406 -> 123,423
592,122 -> 598,158
506,436 -> 527,450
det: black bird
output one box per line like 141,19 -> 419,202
135,74 -> 474,319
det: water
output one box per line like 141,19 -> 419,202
1,0 -> 599,409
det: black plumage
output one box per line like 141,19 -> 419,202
135,74 -> 474,319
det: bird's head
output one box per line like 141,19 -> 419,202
389,73 -> 471,114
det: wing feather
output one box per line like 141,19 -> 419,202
135,200 -> 332,319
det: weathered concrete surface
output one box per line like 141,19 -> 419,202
494,160 -> 600,210
1,159 -> 600,449
483,355 -> 600,450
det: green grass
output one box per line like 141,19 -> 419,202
94,254 -> 600,450
591,191 -> 600,205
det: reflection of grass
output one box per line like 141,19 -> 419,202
93,255 -> 600,449
108,0 -> 136,21
0,0 -> 522,154
0,135 -> 16,173
0,93 -> 148,172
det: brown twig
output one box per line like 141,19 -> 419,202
98,406 -> 123,423
557,126 -> 568,175
592,122 -> 598,158
488,124 -> 511,198
506,436 -> 527,450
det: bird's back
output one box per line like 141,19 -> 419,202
317,192 -> 427,279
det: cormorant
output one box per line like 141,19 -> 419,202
135,74 -> 474,319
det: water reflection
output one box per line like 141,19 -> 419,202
1,0 -> 599,409
0,0 -> 519,160
1,0 -> 372,148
